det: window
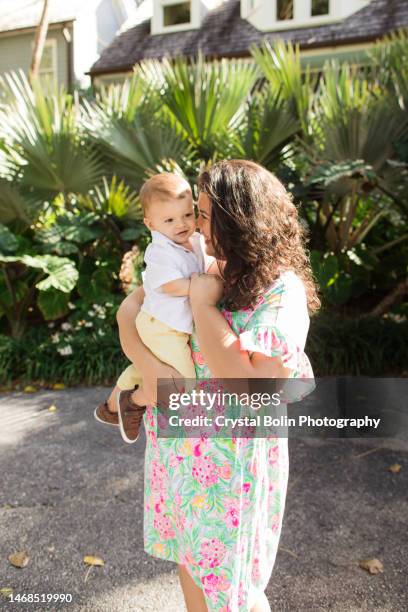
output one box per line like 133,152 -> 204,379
36,39 -> 57,90
163,2 -> 191,27
277,0 -> 294,21
312,0 -> 330,16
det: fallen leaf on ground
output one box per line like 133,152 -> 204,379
8,551 -> 30,568
0,588 -> 13,599
48,404 -> 57,413
358,558 -> 384,574
23,386 -> 36,393
83,555 -> 104,567
52,383 -> 66,390
388,463 -> 402,473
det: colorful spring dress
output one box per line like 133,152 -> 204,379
143,270 -> 314,611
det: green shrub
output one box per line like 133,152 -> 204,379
307,313 -> 408,376
0,314 -> 406,388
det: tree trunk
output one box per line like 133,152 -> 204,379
369,278 -> 408,317
29,0 -> 50,84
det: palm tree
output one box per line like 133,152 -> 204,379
304,63 -> 408,254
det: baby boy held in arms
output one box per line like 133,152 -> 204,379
94,172 -> 220,443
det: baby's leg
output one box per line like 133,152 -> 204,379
130,386 -> 150,406
107,384 -> 121,412
136,312 -> 196,383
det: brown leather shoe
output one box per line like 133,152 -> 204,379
117,388 -> 146,444
94,401 -> 119,427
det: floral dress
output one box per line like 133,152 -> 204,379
143,271 -> 314,611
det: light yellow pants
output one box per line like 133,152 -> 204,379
116,309 -> 196,391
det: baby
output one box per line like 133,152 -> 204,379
95,172 -> 215,443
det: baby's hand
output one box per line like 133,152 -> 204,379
189,272 -> 224,307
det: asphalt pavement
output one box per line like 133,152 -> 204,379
0,387 -> 407,612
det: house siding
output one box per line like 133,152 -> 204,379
0,26 -> 72,87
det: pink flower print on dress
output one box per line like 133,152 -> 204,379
270,512 -> 281,533
237,580 -> 247,607
249,457 -> 258,477
252,557 -> 261,581
147,429 -> 158,449
179,547 -> 198,568
192,455 -> 220,487
192,349 -> 206,366
224,498 -> 240,528
154,501 -> 163,514
218,462 -> 232,479
201,572 -> 230,604
146,406 -> 155,427
198,538 -> 227,569
153,514 -> 176,540
174,508 -> 187,531
268,444 -> 279,466
151,459 -> 168,494
223,310 -> 233,326
169,453 -> 184,468
157,412 -> 168,431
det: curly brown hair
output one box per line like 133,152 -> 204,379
198,159 -> 321,314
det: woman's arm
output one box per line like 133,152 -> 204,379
190,275 -> 291,379
116,287 -> 182,403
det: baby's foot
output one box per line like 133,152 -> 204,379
94,400 -> 119,427
117,388 -> 146,444
131,387 -> 149,407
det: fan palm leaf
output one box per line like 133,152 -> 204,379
252,40 -> 317,137
0,71 -> 103,200
140,54 -> 259,160
231,89 -> 300,168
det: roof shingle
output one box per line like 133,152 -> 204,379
90,0 -> 408,75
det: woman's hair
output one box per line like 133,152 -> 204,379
198,159 -> 320,314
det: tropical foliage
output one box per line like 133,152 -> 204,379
0,34 -> 407,382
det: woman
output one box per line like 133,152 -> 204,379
117,160 -> 320,611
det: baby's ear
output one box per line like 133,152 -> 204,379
144,217 -> 153,230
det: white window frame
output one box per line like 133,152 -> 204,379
270,0 -> 334,30
37,38 -> 58,86
242,0 -> 372,32
159,0 -> 193,34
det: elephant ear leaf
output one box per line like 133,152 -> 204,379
25,255 -> 79,293
37,289 -> 70,320
0,254 -> 78,293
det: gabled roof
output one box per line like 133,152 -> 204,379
90,0 -> 408,75
0,0 -> 98,33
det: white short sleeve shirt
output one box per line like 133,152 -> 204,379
141,231 -> 215,334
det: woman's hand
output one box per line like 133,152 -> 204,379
189,272 -> 224,308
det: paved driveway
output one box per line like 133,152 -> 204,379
0,387 -> 407,611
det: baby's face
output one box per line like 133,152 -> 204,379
144,193 -> 196,244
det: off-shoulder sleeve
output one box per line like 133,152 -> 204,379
238,273 -> 315,404
239,324 -> 314,379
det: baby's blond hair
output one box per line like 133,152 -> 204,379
140,173 -> 192,215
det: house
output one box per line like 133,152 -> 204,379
0,0 -> 141,89
89,0 -> 408,84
